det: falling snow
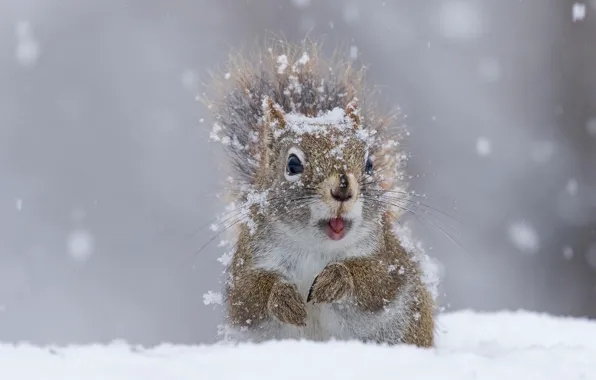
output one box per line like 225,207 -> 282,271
563,245 -> 574,260
566,178 -> 578,195
15,199 -> 23,211
217,251 -> 233,267
475,137 -> 491,156
203,291 -> 223,306
14,21 -> 40,67
67,229 -> 94,262
438,1 -> 483,41
508,221 -> 539,254
572,3 -> 587,22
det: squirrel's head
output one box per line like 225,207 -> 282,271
253,97 -> 398,248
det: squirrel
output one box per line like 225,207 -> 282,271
204,41 -> 436,347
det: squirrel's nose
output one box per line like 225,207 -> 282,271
331,174 -> 353,202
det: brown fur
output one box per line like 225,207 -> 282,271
226,226 -> 308,327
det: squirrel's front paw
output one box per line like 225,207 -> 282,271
307,262 -> 354,304
267,282 -> 307,326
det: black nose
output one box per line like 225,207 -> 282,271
331,174 -> 352,202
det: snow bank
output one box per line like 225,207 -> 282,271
2,310 -> 596,379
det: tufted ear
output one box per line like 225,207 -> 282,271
252,96 -> 286,184
345,100 -> 360,129
262,96 -> 286,130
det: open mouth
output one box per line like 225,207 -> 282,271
319,217 -> 352,241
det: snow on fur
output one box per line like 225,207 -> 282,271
2,310 -> 596,379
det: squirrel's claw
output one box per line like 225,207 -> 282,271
308,262 -> 354,304
267,282 -> 307,327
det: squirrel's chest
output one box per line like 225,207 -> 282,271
257,243 -> 366,299
256,245 -> 363,297
265,248 -> 332,296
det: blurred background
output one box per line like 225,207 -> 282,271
0,0 -> 595,346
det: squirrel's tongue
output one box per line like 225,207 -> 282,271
329,217 -> 344,233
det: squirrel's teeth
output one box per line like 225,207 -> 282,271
329,217 -> 344,233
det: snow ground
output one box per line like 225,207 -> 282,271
2,310 -> 596,379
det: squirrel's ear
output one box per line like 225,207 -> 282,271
262,96 -> 286,130
345,100 -> 360,129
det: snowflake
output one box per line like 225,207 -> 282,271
203,291 -> 223,306
508,221 -> 539,254
476,137 -> 491,156
572,3 -> 586,22
67,229 -> 94,262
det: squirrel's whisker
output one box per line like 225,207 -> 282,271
180,194 -> 319,243
365,188 -> 438,202
192,196 -> 320,257
364,193 -> 463,226
363,197 -> 471,256
194,213 -> 249,257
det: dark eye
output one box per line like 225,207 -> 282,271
365,156 -> 373,175
286,154 -> 304,176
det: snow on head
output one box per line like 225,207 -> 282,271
573,2 -> 587,22
67,229 -> 94,262
283,107 -> 350,134
508,221 -> 539,254
14,21 -> 40,67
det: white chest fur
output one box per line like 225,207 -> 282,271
252,234 -> 378,341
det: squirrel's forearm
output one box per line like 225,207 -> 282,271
341,256 -> 406,312
226,269 -> 279,327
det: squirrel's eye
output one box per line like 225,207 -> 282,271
365,156 -> 373,175
286,154 -> 304,176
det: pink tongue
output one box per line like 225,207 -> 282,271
329,217 -> 344,233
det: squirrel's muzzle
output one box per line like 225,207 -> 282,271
321,173 -> 359,213
331,173 -> 353,202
